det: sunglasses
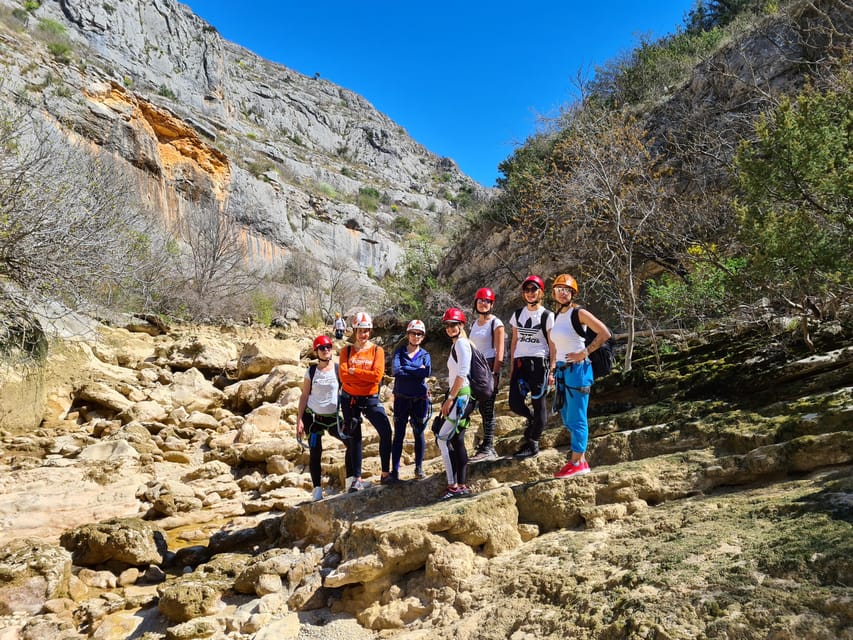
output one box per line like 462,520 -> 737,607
522,286 -> 540,293
476,298 -> 493,303
317,345 -> 333,351
408,331 -> 424,337
553,286 -> 573,294
443,322 -> 461,328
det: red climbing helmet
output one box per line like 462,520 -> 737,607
522,275 -> 544,291
474,287 -> 496,303
442,308 -> 466,324
313,335 -> 333,350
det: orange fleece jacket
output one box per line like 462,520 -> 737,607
340,343 -> 385,396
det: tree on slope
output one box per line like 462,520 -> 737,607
734,72 -> 852,347
516,106 -> 675,372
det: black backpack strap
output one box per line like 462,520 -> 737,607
308,363 -> 318,394
570,307 -> 588,341
540,309 -> 552,342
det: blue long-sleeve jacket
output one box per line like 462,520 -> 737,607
392,345 -> 431,398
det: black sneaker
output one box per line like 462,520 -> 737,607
380,474 -> 402,485
513,441 -> 539,459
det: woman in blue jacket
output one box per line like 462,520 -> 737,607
390,319 -> 431,481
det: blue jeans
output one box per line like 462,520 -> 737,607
554,360 -> 594,453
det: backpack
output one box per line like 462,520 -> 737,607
511,307 -> 552,346
450,340 -> 494,404
570,307 -> 615,379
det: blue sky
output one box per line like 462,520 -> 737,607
183,1 -> 696,187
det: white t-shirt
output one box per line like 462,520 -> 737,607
550,309 -> 586,362
304,365 -> 339,415
469,316 -> 504,360
510,306 -> 553,358
447,337 -> 472,389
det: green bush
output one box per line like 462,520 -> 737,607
646,249 -> 746,324
157,84 -> 177,100
37,17 -> 64,36
251,292 -> 276,326
317,182 -> 337,198
357,186 -> 380,212
391,214 -> 413,234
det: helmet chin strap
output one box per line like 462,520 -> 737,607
318,356 -> 331,363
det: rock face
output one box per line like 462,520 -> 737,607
0,310 -> 850,638
0,0 -> 489,291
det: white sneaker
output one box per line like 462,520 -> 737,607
312,487 -> 323,501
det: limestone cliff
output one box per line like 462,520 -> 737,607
0,0 -> 488,286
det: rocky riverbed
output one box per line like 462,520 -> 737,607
0,311 -> 850,639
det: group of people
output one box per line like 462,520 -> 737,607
296,274 -> 612,501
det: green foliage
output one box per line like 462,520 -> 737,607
24,1 -> 41,12
317,182 -> 336,198
590,27 -> 726,107
247,158 -> 275,178
37,17 -> 64,36
382,239 -> 443,318
391,214 -> 413,234
646,248 -> 747,323
733,77 -> 852,304
357,186 -> 380,212
251,291 -> 276,326
157,84 -> 176,100
686,0 -> 764,33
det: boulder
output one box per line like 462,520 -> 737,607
0,540 -> 72,615
157,579 -> 223,623
169,368 -> 224,413
325,486 -> 522,590
59,518 -> 166,567
236,339 -> 303,379
156,334 -> 239,373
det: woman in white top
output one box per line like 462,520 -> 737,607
296,335 -> 342,501
547,274 -> 611,479
436,307 -> 473,499
468,287 -> 505,462
508,275 -> 554,460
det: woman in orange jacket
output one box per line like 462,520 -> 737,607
339,312 -> 393,491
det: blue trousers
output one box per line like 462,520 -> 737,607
554,360 -> 593,453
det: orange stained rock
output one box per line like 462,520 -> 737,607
84,82 -> 231,201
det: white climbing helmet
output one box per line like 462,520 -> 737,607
407,319 -> 426,334
352,312 -> 373,329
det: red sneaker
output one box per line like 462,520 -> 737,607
554,460 -> 590,479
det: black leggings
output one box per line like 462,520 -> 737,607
508,356 -> 549,442
340,392 -> 393,477
303,410 -> 344,487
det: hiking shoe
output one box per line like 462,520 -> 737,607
554,460 -> 590,479
513,441 -> 539,460
414,466 -> 426,480
348,479 -> 370,493
470,446 -> 498,463
440,485 -> 467,500
380,474 -> 402,485
311,487 -> 323,501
